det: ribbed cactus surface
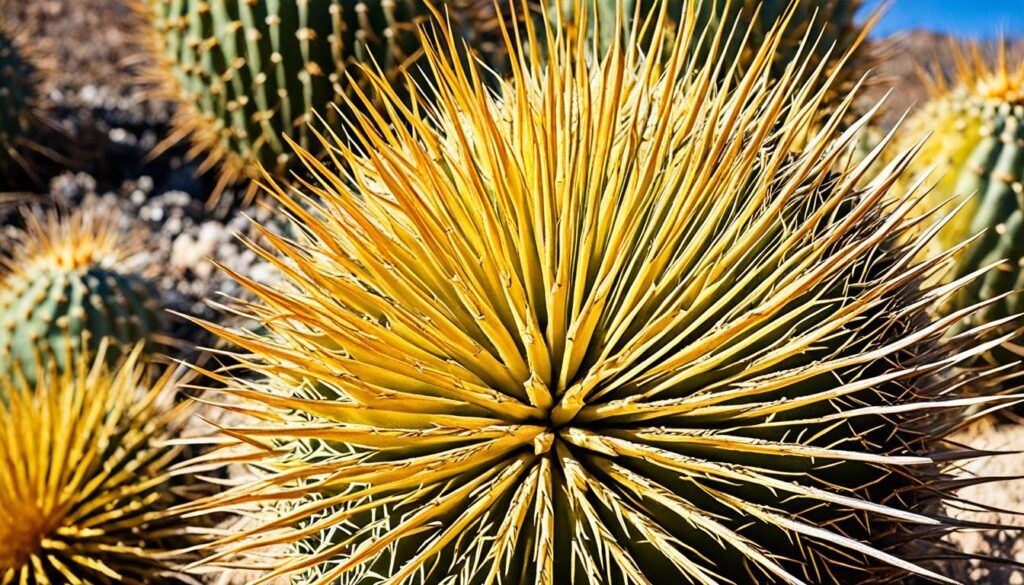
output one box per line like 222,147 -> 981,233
0,267 -> 160,384
903,44 -> 1024,340
146,0 -> 515,201
0,212 -> 161,387
175,6 -> 1014,584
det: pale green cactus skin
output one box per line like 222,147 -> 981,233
148,0 -> 514,194
0,267 -> 161,387
931,97 -> 1024,328
900,84 -> 1024,339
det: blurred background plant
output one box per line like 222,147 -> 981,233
0,208 -> 162,386
895,42 -> 1024,362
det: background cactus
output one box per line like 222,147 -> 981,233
695,0 -> 867,79
0,17 -> 43,180
900,43 -> 1024,349
0,344 -> 196,582
144,0 -> 516,203
175,6 -> 1014,584
0,210 -> 161,387
556,0 -> 871,109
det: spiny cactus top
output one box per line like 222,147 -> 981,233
0,345 -> 195,583
902,42 -> 1024,344
0,210 -> 161,388
0,19 -> 42,179
144,0 -> 516,203
178,4 -> 1014,584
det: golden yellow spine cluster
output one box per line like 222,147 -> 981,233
161,3 -> 1019,584
0,344 -> 195,583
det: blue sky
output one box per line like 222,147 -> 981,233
863,0 -> 1024,37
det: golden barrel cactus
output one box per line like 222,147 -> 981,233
0,345 -> 196,583
178,3 -> 1015,583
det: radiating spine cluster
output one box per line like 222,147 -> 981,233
0,345 -> 196,583
0,210 -> 161,387
169,4 -> 1015,584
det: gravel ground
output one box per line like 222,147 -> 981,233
942,419 -> 1024,584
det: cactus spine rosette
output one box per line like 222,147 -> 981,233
178,4 -> 1016,584
0,345 -> 196,583
902,43 -> 1024,350
0,210 -> 162,388
144,0 -> 516,202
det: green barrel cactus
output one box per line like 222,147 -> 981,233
901,43 -> 1024,344
0,211 -> 161,387
0,18 -> 42,180
144,0 -> 516,202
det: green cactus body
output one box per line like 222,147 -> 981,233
147,0 -> 513,200
0,22 -> 40,178
0,266 -> 161,387
902,46 -> 1024,344
950,99 -> 1024,324
0,211 -> 162,388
